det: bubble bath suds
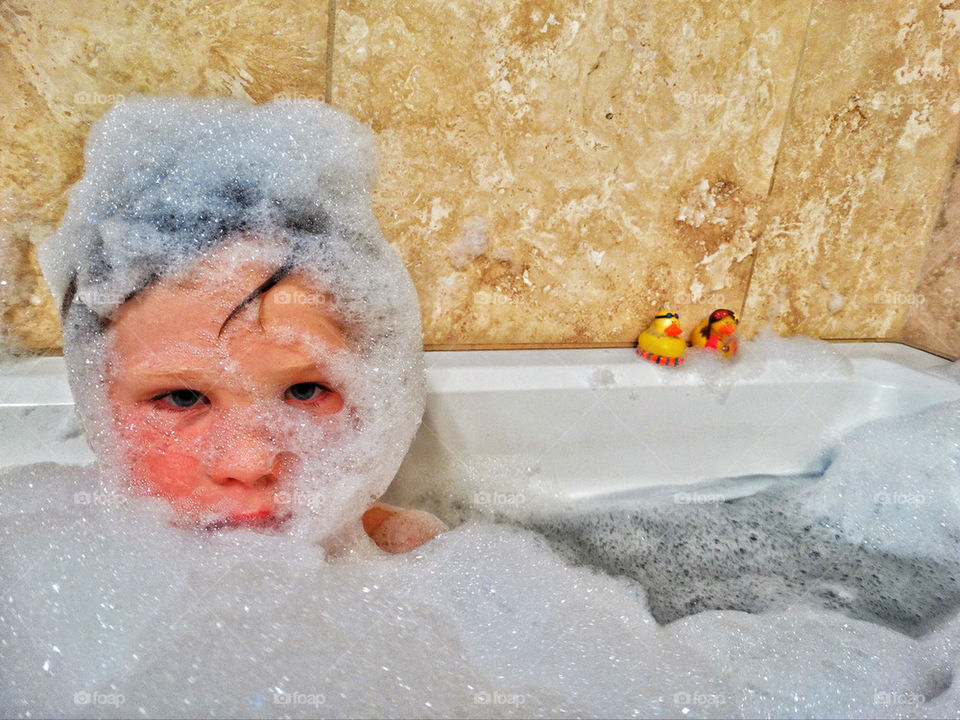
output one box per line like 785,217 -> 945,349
33,96 -> 426,543
2,389 -> 960,718
2,96 -> 960,718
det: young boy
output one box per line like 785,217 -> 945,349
39,96 -> 445,554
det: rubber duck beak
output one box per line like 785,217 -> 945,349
665,323 -> 683,337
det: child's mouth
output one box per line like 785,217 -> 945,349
204,509 -> 292,532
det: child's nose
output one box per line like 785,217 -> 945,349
207,431 -> 280,486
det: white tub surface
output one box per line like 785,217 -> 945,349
2,343 -> 958,502
404,342 -> 959,501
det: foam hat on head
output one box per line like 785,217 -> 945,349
37,95 -> 426,542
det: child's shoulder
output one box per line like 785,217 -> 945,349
362,502 -> 448,554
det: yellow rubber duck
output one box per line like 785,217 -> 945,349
690,308 -> 739,358
637,311 -> 686,366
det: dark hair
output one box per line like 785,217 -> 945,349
216,262 -> 293,337
699,309 -> 737,339
59,190 -> 330,330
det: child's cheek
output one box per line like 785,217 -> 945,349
112,406 -> 206,499
141,452 -> 205,500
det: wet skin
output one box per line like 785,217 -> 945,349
105,242 -> 447,550
106,248 -> 347,530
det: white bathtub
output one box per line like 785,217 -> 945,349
398,341 -> 959,503
2,341 -> 957,504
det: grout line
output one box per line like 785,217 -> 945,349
766,0 -> 817,203
739,0 -> 818,322
423,341 -> 637,351
896,127 -> 960,345
421,337 -> 949,354
23,337 -> 953,358
325,0 -> 337,105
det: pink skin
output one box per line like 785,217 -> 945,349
104,240 -> 448,550
105,246 -> 347,530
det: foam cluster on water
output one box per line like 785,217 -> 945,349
2,443 -> 959,718
670,329 -> 854,404
797,399 -> 960,563
524,382 -> 960,618
35,96 -> 425,542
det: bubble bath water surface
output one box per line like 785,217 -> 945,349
2,388 -> 960,719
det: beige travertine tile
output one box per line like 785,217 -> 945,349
0,0 -> 328,352
335,0 -> 810,346
901,147 -> 960,360
4,0 -> 957,354
742,0 -> 960,343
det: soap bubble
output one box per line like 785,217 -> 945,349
2,418 -> 959,718
35,96 -> 425,544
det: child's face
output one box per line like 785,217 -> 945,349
105,245 -> 349,529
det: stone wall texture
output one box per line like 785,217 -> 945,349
2,0 -> 958,357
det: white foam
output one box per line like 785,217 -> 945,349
34,96 -> 425,544
675,328 -> 854,396
797,399 -> 960,562
2,448 -> 958,718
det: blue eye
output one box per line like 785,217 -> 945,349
156,389 -> 209,408
285,382 -> 331,402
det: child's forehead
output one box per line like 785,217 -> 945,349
106,252 -> 347,373
259,277 -> 347,351
153,240 -> 338,318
